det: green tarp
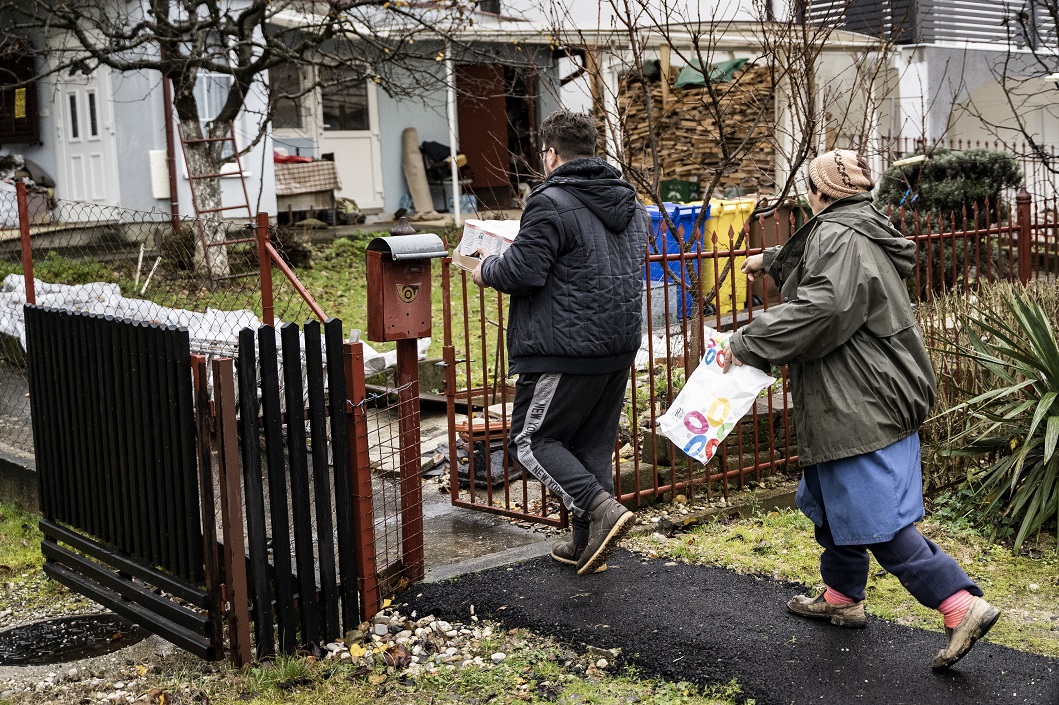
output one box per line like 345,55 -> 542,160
674,57 -> 749,88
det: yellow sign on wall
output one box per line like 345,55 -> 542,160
14,88 -> 26,119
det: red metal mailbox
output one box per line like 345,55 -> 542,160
365,233 -> 447,342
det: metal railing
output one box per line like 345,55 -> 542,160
442,185 -> 1059,524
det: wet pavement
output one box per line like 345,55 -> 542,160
417,411 -> 552,582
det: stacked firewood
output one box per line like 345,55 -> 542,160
616,64 -> 776,198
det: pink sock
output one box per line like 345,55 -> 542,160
824,586 -> 855,605
938,590 -> 975,629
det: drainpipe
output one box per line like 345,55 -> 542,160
600,54 -> 621,170
445,41 -> 461,227
162,77 -> 181,231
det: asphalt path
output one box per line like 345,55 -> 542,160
407,549 -> 1059,705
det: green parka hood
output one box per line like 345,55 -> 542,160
817,193 -> 916,278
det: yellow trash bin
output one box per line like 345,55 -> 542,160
700,197 -> 757,314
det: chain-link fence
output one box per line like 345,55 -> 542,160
0,184 -> 319,463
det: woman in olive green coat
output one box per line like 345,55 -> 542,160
726,149 -> 999,671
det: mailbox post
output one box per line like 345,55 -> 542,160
365,227 -> 446,582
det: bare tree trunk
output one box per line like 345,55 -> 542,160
179,118 -> 230,277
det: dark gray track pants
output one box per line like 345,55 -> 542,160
508,370 -> 629,519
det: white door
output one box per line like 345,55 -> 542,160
54,68 -> 120,206
317,78 -> 384,210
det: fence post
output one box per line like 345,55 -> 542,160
344,340 -> 382,621
212,357 -> 252,667
16,181 -> 35,305
191,355 -> 225,660
388,218 -> 426,582
396,336 -> 425,582
256,212 -> 274,326
1016,187 -> 1032,284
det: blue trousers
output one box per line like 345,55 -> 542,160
816,516 -> 982,609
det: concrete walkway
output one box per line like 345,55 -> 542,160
417,411 -> 553,583
408,548 -> 1059,705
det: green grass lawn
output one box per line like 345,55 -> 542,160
142,642 -> 748,705
0,502 -> 42,577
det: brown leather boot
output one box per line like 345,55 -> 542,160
550,536 -> 606,573
576,495 -> 634,576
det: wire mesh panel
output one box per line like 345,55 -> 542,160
0,189 -> 318,464
364,385 -> 417,590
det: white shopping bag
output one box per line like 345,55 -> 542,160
657,328 -> 776,464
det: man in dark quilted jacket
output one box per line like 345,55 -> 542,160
471,110 -> 649,576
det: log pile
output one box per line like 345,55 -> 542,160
616,64 -> 776,198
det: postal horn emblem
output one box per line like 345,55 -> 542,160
397,283 -> 420,304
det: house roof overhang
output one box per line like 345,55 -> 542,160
265,10 -> 882,55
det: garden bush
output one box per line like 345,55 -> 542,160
927,281 -> 1059,549
876,148 -> 1023,298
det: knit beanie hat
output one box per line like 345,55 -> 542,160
807,149 -> 874,200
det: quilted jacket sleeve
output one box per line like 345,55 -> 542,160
480,196 -> 566,295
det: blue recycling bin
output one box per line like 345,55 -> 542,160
643,202 -> 709,321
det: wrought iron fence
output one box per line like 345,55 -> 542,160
443,185 -> 1059,524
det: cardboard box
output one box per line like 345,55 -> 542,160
451,249 -> 483,271
453,219 -> 520,271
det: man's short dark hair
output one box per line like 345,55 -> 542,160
539,110 -> 597,161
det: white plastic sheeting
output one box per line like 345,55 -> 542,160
635,331 -> 687,370
0,275 -> 429,376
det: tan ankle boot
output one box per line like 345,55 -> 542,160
787,593 -> 867,628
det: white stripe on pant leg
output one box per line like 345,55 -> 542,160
514,372 -> 579,513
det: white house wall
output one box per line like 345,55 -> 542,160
109,69 -> 165,213
377,80 -> 450,215
891,47 -> 931,140
926,47 -> 1054,146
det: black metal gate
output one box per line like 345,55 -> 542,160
25,306 -> 221,659
222,320 -> 382,661
25,307 -> 423,665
